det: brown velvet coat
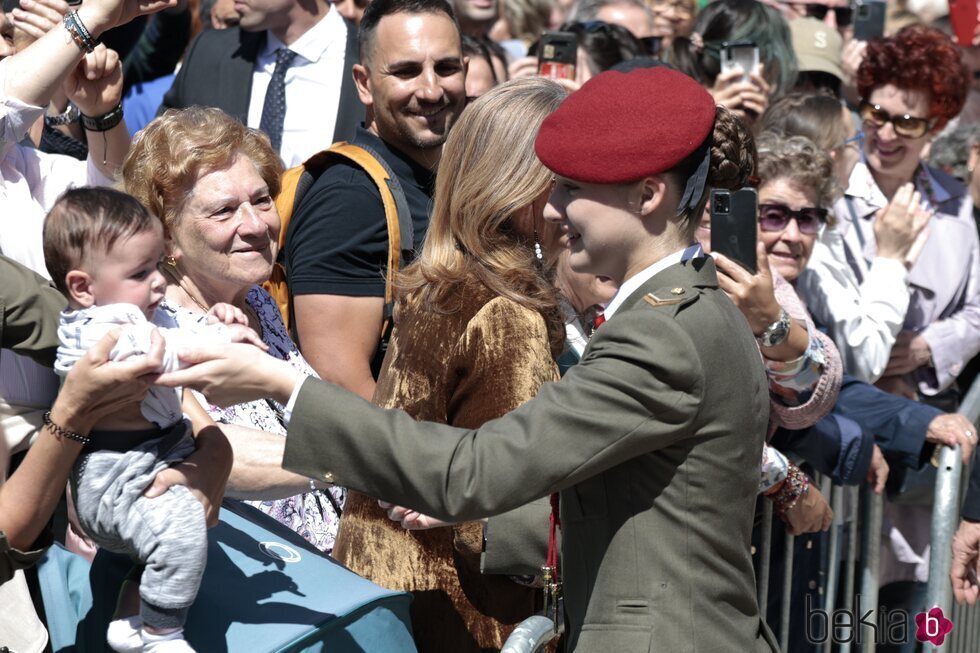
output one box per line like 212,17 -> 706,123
331,276 -> 559,652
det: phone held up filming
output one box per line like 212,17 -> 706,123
710,187 -> 758,274
720,40 -> 759,83
538,31 -> 577,81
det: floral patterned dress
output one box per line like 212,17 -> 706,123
159,286 -> 345,553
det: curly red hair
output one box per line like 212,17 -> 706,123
857,25 -> 968,131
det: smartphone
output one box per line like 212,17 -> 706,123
720,41 -> 759,84
949,0 -> 979,47
710,187 -> 757,274
538,31 -> 577,81
853,0 -> 886,42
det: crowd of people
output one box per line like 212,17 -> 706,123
1,0 -> 980,651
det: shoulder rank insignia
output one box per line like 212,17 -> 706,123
643,288 -> 689,307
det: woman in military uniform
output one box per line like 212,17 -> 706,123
160,66 -> 779,653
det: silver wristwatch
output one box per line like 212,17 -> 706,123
44,102 -> 80,127
757,308 -> 791,348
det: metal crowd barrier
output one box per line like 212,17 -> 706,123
502,379 -> 980,653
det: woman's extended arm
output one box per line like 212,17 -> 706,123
0,330 -> 163,552
217,422 -> 318,500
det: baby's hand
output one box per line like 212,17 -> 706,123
225,324 -> 269,351
208,303 -> 249,326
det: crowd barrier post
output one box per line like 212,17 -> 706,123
821,483 -> 844,653
924,443 -> 963,653
936,377 -> 980,652
858,486 -> 883,653
758,499 -> 773,611
779,531 -> 795,651
839,486 -> 860,653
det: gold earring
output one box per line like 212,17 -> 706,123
165,255 -> 177,267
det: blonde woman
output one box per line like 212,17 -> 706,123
331,77 -> 567,652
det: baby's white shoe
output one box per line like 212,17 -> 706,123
140,628 -> 196,653
106,616 -> 143,653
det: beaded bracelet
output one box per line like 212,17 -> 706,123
63,11 -> 96,53
772,464 -> 809,516
43,410 -> 91,446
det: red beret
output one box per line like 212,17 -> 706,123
535,67 -> 716,184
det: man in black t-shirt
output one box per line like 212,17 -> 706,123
283,0 -> 466,400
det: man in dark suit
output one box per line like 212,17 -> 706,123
160,0 -> 363,166
160,68 -> 778,651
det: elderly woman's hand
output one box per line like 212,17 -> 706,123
883,330 -> 932,377
925,413 -> 977,467
873,183 -> 931,264
779,482 -> 833,536
711,242 -> 779,336
866,445 -> 889,495
144,422 -> 232,528
208,302 -> 249,326
225,324 -> 269,351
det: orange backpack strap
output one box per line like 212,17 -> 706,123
265,142 -> 413,338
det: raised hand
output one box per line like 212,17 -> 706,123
64,43 -> 122,116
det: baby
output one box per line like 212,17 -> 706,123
43,187 -> 262,653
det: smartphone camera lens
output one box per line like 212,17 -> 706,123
713,194 -> 730,214
858,4 -> 870,18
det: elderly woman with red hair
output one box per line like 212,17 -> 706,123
839,24 -> 980,622
843,25 -> 980,401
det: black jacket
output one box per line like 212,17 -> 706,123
160,22 -> 362,144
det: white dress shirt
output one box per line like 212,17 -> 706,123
247,8 -> 348,168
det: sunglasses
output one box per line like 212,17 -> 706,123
804,4 -> 853,26
758,203 -> 828,235
859,101 -> 934,139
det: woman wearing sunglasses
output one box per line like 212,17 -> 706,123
846,24 -> 980,403
760,93 -> 931,385
849,24 -> 980,624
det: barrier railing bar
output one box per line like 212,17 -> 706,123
758,499 -> 773,612
822,484 -> 843,653
858,487 -> 883,653
779,531 -> 794,652
927,374 -> 980,651
925,444 -> 963,653
840,485 -> 859,653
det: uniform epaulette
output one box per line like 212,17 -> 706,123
643,286 -> 696,308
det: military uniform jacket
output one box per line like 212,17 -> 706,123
284,256 -> 779,652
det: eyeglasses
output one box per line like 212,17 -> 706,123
803,4 -> 853,26
859,101 -> 934,139
758,203 -> 828,235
